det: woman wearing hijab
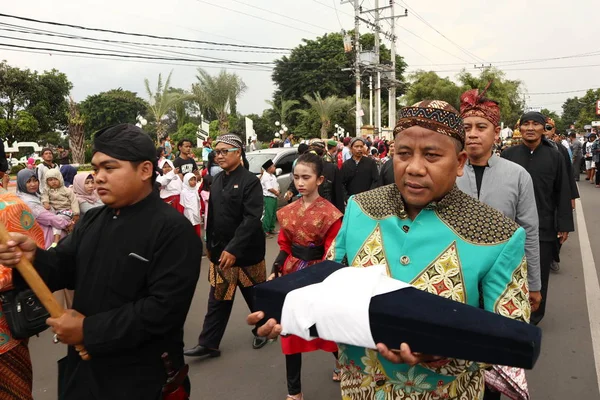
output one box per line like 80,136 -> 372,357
73,174 -> 104,216
16,169 -> 71,249
60,165 -> 78,188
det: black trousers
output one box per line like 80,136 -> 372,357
483,386 -> 502,400
573,157 -> 582,181
596,167 -> 600,185
198,285 -> 259,349
531,240 -> 556,325
286,352 -> 338,395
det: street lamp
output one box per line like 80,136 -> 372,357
135,115 -> 147,128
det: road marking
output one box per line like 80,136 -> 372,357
575,197 -> 600,396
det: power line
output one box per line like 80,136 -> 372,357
0,42 -> 278,65
397,26 -> 470,63
396,37 -> 434,64
0,46 -> 274,73
0,12 -> 292,50
193,0 -> 319,36
405,62 -> 600,74
0,31 -> 259,64
528,88 -> 600,96
0,22 -> 288,54
395,1 -> 486,64
231,0 -> 331,31
332,0 -> 345,29
0,24 -> 289,54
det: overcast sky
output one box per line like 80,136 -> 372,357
2,0 -> 599,121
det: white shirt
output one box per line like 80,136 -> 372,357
156,171 -> 182,199
260,172 -> 279,198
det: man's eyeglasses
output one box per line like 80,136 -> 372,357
214,148 -> 239,156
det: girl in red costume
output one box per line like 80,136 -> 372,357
269,152 -> 343,400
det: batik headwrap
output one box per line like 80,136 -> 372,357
394,100 -> 465,146
460,83 -> 501,127
215,134 -> 243,149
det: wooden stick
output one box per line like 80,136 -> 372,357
0,222 -> 90,360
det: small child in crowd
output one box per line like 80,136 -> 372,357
260,159 -> 279,237
157,159 -> 184,213
41,169 -> 79,244
180,172 -> 201,237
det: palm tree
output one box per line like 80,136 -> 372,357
265,97 -> 299,126
193,68 -> 247,135
303,93 -> 349,139
67,97 -> 85,164
144,71 -> 184,140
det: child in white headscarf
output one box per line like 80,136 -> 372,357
180,172 -> 201,237
157,159 -> 184,213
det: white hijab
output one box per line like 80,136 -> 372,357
180,173 -> 199,210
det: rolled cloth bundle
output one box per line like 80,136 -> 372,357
254,261 -> 542,369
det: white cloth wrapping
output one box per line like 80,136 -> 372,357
280,265 -> 410,349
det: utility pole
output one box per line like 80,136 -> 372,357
353,0 -> 361,137
388,0 -> 396,128
369,75 -> 373,126
374,0 -> 381,138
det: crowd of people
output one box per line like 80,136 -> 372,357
0,83 -> 586,400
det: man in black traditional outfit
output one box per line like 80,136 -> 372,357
184,134 -> 268,358
0,123 -> 202,400
341,137 -> 380,197
502,111 -> 574,325
543,117 -> 579,272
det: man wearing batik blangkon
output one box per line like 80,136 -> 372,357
185,134 -> 269,359
251,101 -> 530,400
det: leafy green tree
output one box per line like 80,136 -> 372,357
0,111 -> 39,142
302,93 -> 349,139
0,61 -> 71,143
272,32 -> 407,104
561,97 -> 584,128
170,122 -> 198,145
68,97 -> 85,164
144,71 -> 186,140
79,88 -> 148,138
402,71 -> 462,110
193,68 -> 247,135
571,89 -> 600,129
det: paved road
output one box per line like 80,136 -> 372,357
29,182 -> 600,399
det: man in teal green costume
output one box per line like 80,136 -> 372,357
250,100 -> 531,400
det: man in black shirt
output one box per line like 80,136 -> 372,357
341,137 -> 380,197
380,141 -> 395,186
0,124 -> 202,399
501,111 -> 574,325
184,134 -> 268,358
173,139 -> 198,180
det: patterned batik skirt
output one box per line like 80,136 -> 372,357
208,260 -> 266,301
0,341 -> 33,400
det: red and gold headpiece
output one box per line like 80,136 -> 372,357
460,82 -> 501,127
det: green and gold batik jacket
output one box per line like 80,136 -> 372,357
327,184 -> 530,400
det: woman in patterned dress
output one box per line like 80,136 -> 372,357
0,193 -> 47,400
269,152 -> 343,400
